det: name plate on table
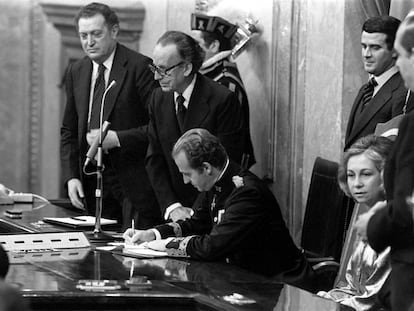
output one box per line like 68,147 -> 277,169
8,248 -> 90,264
0,231 -> 90,252
43,216 -> 117,229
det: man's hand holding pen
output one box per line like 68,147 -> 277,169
123,228 -> 155,245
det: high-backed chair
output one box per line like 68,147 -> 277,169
301,157 -> 354,290
301,157 -> 354,261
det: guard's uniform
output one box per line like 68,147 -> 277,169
201,51 -> 256,168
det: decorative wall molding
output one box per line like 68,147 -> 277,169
29,0 -> 44,193
40,2 -> 146,59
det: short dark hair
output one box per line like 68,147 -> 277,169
74,2 -> 119,30
398,14 -> 414,55
338,135 -> 393,198
172,128 -> 227,171
200,31 -> 232,51
362,16 -> 401,50
157,31 -> 205,74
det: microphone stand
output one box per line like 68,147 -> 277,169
86,81 -> 116,242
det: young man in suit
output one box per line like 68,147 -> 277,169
345,16 -> 414,150
127,129 -> 316,291
146,31 -> 244,223
191,13 -> 256,168
355,15 -> 414,311
60,2 -> 162,229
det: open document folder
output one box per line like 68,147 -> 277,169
43,216 -> 117,228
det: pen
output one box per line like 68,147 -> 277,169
130,261 -> 134,279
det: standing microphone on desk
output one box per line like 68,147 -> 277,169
88,79 -> 117,241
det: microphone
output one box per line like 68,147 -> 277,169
84,80 -> 116,168
99,80 -> 117,125
84,121 -> 111,167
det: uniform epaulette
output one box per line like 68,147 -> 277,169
214,71 -> 245,89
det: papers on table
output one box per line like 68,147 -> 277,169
122,242 -> 168,258
98,242 -> 167,258
43,216 -> 117,228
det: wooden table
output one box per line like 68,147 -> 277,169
0,202 -> 353,310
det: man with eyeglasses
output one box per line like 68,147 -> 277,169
60,2 -> 162,229
146,31 -> 245,223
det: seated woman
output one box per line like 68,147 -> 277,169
318,135 -> 393,310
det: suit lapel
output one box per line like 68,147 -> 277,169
184,74 -> 210,130
164,91 -> 182,135
346,87 -> 365,139
104,44 -> 126,122
77,59 -> 93,137
348,73 -> 399,144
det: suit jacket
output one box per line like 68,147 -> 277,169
345,72 -> 414,150
367,111 -> 414,311
61,43 -> 160,221
368,112 -> 414,258
201,54 -> 256,168
154,162 -> 305,277
146,73 -> 244,214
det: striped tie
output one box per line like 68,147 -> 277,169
89,64 -> 106,130
360,78 -> 377,111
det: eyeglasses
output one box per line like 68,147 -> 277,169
148,61 -> 185,77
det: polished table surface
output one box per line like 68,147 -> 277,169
0,202 -> 353,310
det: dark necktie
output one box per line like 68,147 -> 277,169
176,95 -> 186,132
360,77 -> 377,111
89,64 -> 106,130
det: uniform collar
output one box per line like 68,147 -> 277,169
214,160 -> 241,193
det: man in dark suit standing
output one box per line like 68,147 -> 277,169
146,31 -> 244,223
345,16 -> 413,150
60,3 -> 162,229
355,14 -> 414,311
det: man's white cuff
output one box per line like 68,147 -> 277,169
150,228 -> 161,240
164,203 -> 181,220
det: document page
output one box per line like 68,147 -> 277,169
122,242 -> 168,258
43,216 -> 117,228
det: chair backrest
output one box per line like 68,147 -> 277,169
334,203 -> 371,287
301,157 -> 354,262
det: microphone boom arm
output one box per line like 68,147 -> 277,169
98,80 -> 117,146
91,80 -> 116,239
